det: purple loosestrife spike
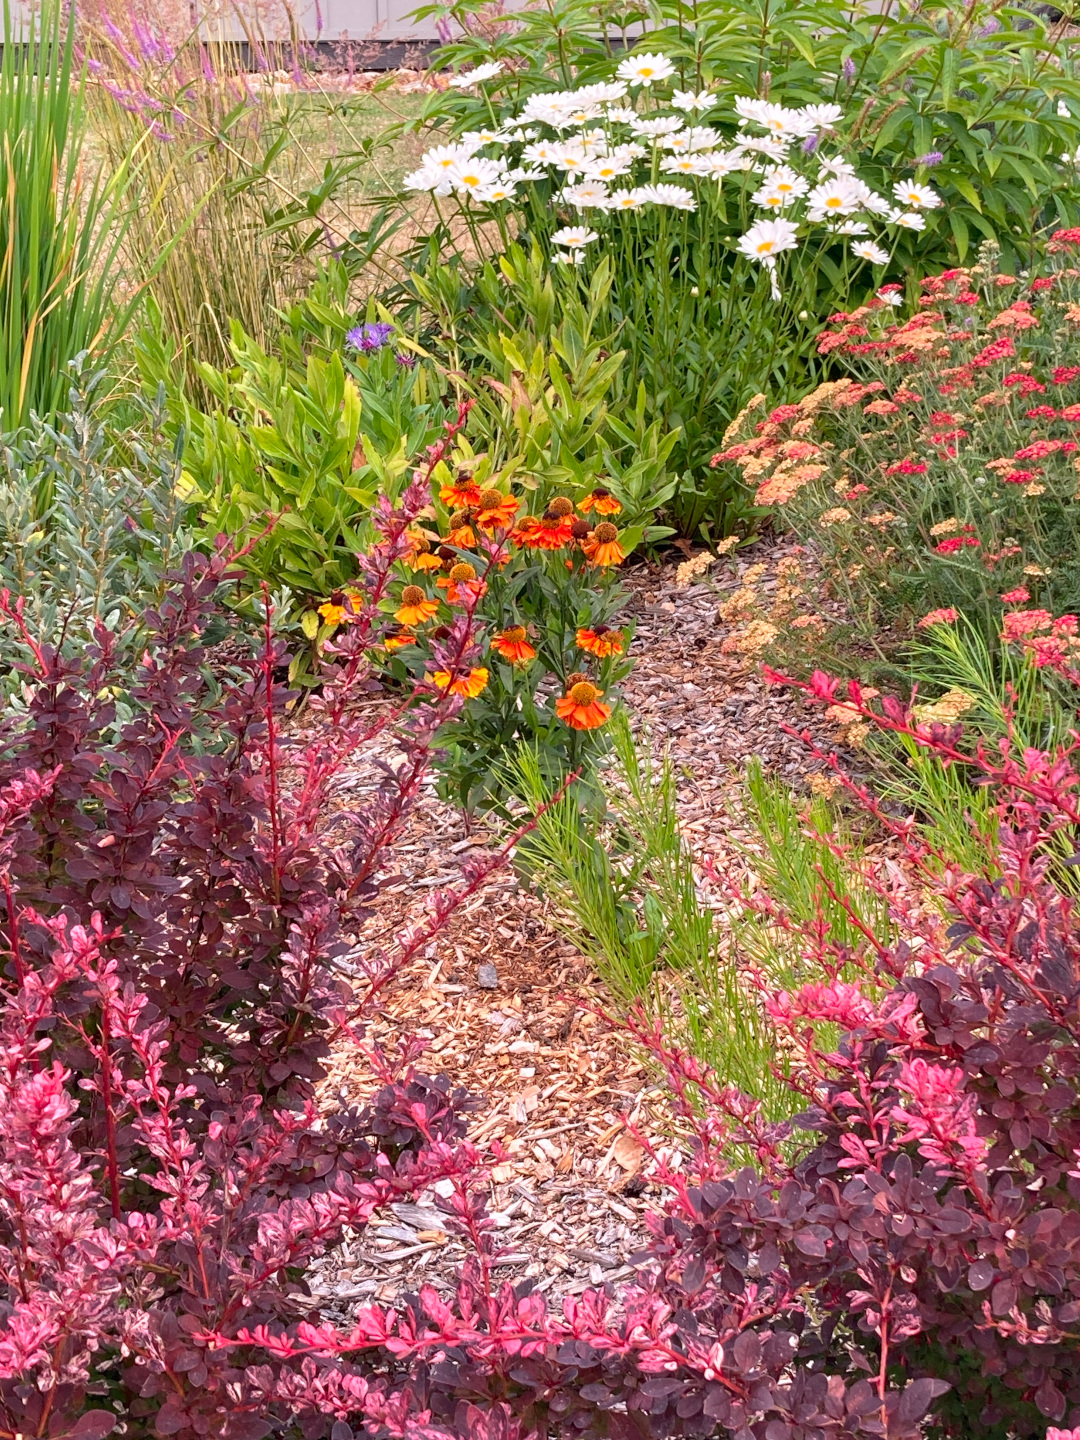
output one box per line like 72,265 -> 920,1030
913,149 -> 944,167
842,56 -> 856,82
436,15 -> 453,42
802,132 -> 819,154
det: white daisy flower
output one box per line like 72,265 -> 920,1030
554,249 -> 586,265
733,134 -> 789,161
758,166 -> 808,202
552,144 -> 589,175
672,88 -> 717,113
859,190 -> 893,216
573,81 -> 630,105
663,125 -> 720,153
606,105 -> 637,123
735,97 -> 813,137
561,181 -> 612,208
616,51 -> 676,87
551,225 -> 600,249
1058,99 -> 1072,118
422,142 -> 482,172
522,140 -> 560,166
508,166 -> 546,182
460,127 -> 511,147
447,157 -> 505,196
1062,144 -> 1080,166
806,177 -> 862,216
630,115 -> 685,138
890,209 -> 927,230
447,60 -> 505,88
566,104 -> 604,126
476,181 -> 518,203
817,154 -> 857,178
402,165 -> 453,195
635,183 -> 697,210
851,239 -> 889,265
517,94 -> 575,126
662,155 -> 702,176
833,219 -> 870,234
699,150 -> 758,179
892,180 -> 942,209
609,188 -> 645,210
877,287 -> 903,306
737,216 -> 799,298
799,102 -> 843,129
585,156 -> 634,181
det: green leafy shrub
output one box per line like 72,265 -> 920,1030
138,266 -> 447,620
389,0 -> 1080,532
713,238 -> 1080,653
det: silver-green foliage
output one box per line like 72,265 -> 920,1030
0,372 -> 191,705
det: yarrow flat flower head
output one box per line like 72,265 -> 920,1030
616,51 -> 675,86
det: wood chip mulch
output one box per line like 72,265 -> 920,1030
311,538 -> 836,1311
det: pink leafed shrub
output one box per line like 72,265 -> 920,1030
0,412 -> 514,1439
211,669 -> 1080,1440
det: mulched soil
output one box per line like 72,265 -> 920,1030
310,538 -> 837,1314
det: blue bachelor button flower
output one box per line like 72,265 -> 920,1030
346,322 -> 395,352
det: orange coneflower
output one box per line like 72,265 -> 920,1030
578,486 -> 622,515
555,679 -> 612,730
395,585 -> 440,627
439,474 -> 482,508
582,521 -> 626,568
512,509 -> 575,551
433,666 -> 489,698
491,626 -> 536,664
475,488 -> 519,533
576,624 -> 625,658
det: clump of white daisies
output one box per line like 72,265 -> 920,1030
407,52 -> 942,296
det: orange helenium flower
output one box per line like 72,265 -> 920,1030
513,511 -> 575,550
405,531 -> 444,572
475,488 -> 519,532
582,522 -> 626,568
395,585 -> 440,626
319,601 -> 349,626
384,630 -> 415,651
433,666 -> 489,698
578,487 -> 622,515
576,625 -> 625,658
437,561 -> 485,604
439,477 -> 482,508
556,680 -> 612,730
491,626 -> 536,663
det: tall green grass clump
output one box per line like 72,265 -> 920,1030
0,0 -> 129,429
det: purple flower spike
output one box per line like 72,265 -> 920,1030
802,132 -> 819,154
843,56 -> 856,83
436,15 -> 454,43
914,150 -> 944,167
977,16 -> 1000,36
347,322 -> 395,352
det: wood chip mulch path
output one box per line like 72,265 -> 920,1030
310,539 -> 835,1314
